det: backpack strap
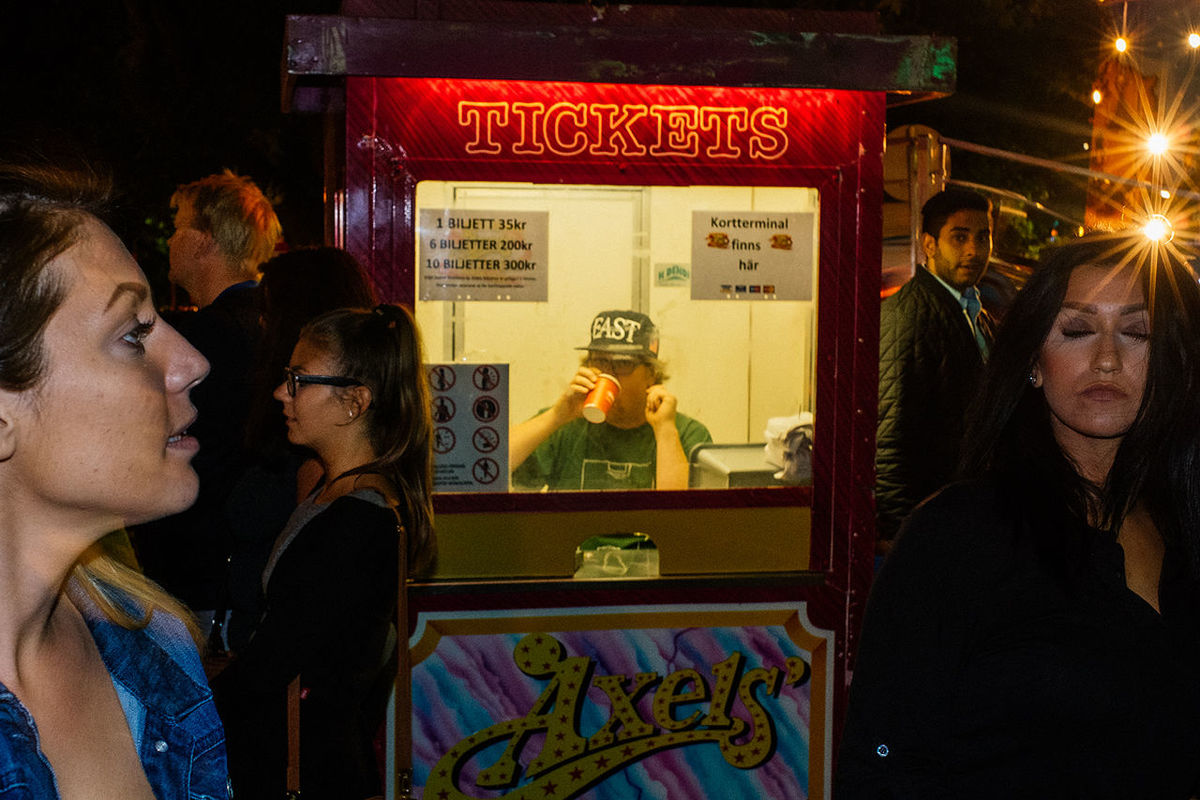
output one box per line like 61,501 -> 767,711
286,674 -> 301,797
392,507 -> 414,798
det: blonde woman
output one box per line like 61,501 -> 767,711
0,162 -> 222,797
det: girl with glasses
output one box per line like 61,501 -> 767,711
225,246 -> 379,654
214,304 -> 435,799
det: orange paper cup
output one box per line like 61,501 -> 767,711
582,373 -> 621,423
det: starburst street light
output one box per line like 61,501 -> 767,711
1086,1 -> 1200,251
1143,214 -> 1174,243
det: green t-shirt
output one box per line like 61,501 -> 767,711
512,412 -> 712,491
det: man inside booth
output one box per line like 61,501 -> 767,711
510,310 -> 712,491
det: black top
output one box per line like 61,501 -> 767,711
876,267 -> 994,541
837,480 -> 1200,799
214,493 -> 400,800
134,282 -> 262,610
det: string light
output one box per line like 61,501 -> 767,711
1143,215 -> 1174,243
996,7 -> 1200,253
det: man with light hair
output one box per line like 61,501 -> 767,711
167,170 -> 282,304
134,171 -> 282,646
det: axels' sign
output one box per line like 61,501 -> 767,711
456,101 -> 789,160
422,632 -> 811,799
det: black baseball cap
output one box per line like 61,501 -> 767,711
575,310 -> 659,357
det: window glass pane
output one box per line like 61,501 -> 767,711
415,180 -> 818,492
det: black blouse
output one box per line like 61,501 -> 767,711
837,480 -> 1200,799
214,493 -> 400,800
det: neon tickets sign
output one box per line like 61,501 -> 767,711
423,632 -> 811,799
365,78 -> 867,175
457,101 -> 789,160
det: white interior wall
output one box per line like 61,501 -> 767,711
645,186 -> 818,442
414,181 -> 817,458
415,183 -> 641,426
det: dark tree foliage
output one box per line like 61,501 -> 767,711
879,0 -> 1107,216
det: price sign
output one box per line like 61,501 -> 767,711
419,210 -> 549,301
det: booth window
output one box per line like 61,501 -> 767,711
414,180 -> 818,493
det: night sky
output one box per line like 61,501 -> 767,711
1,0 -> 1109,291
1,0 -> 341,291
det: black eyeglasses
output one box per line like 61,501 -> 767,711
283,367 -> 361,398
585,355 -> 645,377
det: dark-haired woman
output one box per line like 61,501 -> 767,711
224,247 -> 379,652
214,305 -> 435,799
838,236 -> 1200,798
0,163 -> 224,797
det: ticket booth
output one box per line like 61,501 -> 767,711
285,5 -> 952,797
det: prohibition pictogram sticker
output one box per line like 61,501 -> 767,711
472,395 -> 500,423
434,427 -> 456,454
472,426 -> 499,453
429,362 -> 509,493
473,364 -> 501,391
430,365 -> 457,391
433,396 -> 457,423
472,457 -> 500,484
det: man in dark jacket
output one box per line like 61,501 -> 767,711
876,189 -> 994,546
133,171 -> 282,641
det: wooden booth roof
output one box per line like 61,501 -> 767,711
284,1 -> 954,112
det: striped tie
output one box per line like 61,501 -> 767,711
962,286 -> 988,358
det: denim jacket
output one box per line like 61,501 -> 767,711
0,583 -> 230,799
